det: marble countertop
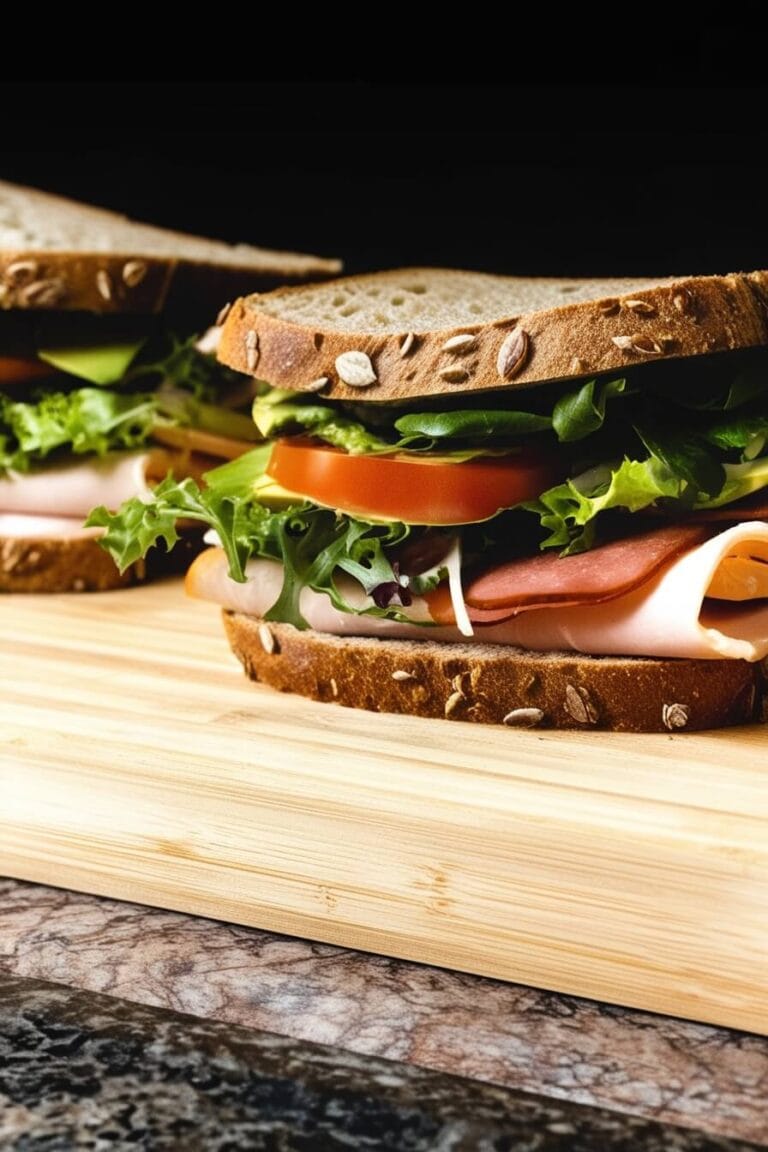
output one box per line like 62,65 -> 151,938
0,974 -> 757,1152
1,879 -> 766,1149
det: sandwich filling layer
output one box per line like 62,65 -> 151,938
185,522 -> 768,661
89,303 -> 768,661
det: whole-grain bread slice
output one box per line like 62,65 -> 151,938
217,267 -> 768,401
0,180 -> 341,320
0,527 -> 205,594
222,611 -> 765,733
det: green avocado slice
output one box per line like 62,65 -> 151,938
37,339 -> 145,386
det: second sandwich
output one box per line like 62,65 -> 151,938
0,180 -> 340,591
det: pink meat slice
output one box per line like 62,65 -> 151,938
463,524 -> 714,618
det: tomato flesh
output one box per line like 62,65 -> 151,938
0,356 -> 54,385
265,440 -> 560,525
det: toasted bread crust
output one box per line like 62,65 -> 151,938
218,269 -> 768,400
0,529 -> 204,594
222,612 -> 765,733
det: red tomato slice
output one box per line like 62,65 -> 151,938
265,439 -> 560,525
0,356 -> 53,385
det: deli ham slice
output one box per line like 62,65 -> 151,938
428,523 -> 714,623
185,548 -> 436,637
0,452 -> 152,518
475,522 -> 768,660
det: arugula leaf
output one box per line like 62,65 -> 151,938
88,473 -> 251,581
650,357 -> 768,411
257,511 -> 407,628
86,483 -> 184,571
91,446 -> 412,627
0,388 -> 158,474
91,470 -> 413,630
90,349 -> 768,613
722,370 -> 768,411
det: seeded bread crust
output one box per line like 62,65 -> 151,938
0,181 -> 341,319
222,612 -> 765,733
0,254 -> 342,321
217,268 -> 768,401
0,528 -> 204,594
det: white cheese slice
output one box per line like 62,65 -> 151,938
186,523 -> 768,661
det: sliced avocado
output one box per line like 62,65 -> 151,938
192,402 -> 261,440
252,474 -> 307,509
38,339 -> 146,386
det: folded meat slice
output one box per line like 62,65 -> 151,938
0,452 -> 152,517
426,524 -> 714,624
474,523 -> 768,660
186,523 -> 768,661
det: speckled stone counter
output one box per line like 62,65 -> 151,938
0,975 -> 761,1151
1,879 -> 766,1148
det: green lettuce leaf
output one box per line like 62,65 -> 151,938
252,394 -> 524,459
703,413 -> 768,453
633,421 -> 724,496
87,472 -> 251,581
394,409 -> 552,440
90,351 -> 768,614
0,388 -> 158,473
203,445 -> 273,498
552,377 -> 628,442
128,334 -> 239,401
529,458 -> 687,552
89,464 -> 413,630
696,457 -> 768,508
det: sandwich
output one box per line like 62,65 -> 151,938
91,268 -> 768,731
0,179 -> 340,591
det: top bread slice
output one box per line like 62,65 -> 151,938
0,180 -> 341,320
217,267 -> 768,401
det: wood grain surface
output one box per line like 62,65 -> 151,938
1,580 -> 766,1033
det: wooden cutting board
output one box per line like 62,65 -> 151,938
1,580 -> 766,1034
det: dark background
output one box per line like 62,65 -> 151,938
3,77 -> 768,278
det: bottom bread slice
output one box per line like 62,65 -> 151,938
0,528 -> 204,594
222,611 -> 767,733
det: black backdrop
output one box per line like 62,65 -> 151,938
3,81 -> 768,278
